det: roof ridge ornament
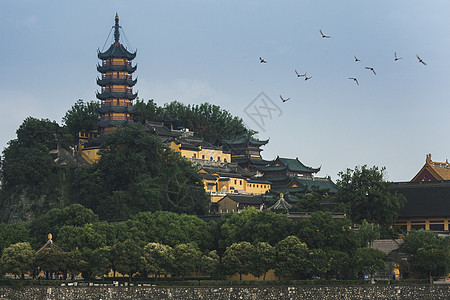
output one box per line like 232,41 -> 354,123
114,13 -> 121,44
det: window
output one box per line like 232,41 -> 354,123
224,158 -> 227,163
202,155 -> 205,159
240,180 -> 242,185
193,154 -> 196,158
234,180 -> 237,184
218,156 -> 221,162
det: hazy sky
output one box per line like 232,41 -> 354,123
1,0 -> 450,182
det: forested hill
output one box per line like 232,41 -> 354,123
0,99 -> 251,223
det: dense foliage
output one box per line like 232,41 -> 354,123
0,206 -> 395,281
134,100 -> 249,145
336,165 -> 406,227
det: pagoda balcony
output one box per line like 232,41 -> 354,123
101,61 -> 132,66
102,74 -> 133,80
96,91 -> 138,101
101,102 -> 133,107
101,87 -> 133,93
101,116 -> 134,121
97,64 -> 137,73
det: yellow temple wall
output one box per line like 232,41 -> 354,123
246,183 -> 271,195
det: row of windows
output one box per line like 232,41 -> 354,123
185,153 -> 228,163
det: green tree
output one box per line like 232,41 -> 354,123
249,242 -> 275,279
0,222 -> 31,255
336,165 -> 406,226
222,241 -> 255,280
140,242 -> 174,279
290,188 -> 331,212
172,243 -> 202,278
308,248 -> 329,278
133,99 -> 163,125
274,236 -> 309,279
353,248 -> 387,279
295,211 -> 359,254
62,99 -> 100,141
110,239 -> 142,281
400,230 -> 450,283
358,219 -> 380,248
327,250 -> 352,279
0,242 -> 35,279
200,250 -> 220,278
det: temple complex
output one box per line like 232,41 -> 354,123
223,135 -> 269,172
411,153 -> 450,182
257,156 -> 337,195
393,153 -> 450,233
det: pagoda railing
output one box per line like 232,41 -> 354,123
102,61 -> 132,66
102,74 -> 133,80
101,102 -> 133,107
101,116 -> 133,121
101,87 -> 133,93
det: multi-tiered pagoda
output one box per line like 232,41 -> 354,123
96,14 -> 137,134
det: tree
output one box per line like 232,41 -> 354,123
353,248 -> 387,279
200,250 -> 220,278
249,242 -> 275,279
327,250 -> 352,279
274,236 -> 309,279
400,230 -> 450,283
336,165 -> 406,226
295,211 -> 359,254
172,243 -> 202,278
110,239 -> 142,281
0,242 -> 35,279
308,248 -> 329,278
358,219 -> 380,248
222,241 -> 255,280
62,99 -> 100,141
140,242 -> 174,279
290,188 -> 331,212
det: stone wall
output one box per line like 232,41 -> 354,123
0,285 -> 449,300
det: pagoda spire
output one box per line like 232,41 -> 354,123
114,13 -> 120,44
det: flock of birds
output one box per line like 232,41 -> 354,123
258,29 -> 428,103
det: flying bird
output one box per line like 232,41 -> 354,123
304,73 -> 312,81
394,52 -> 403,61
295,69 -> 306,77
354,55 -> 361,62
259,57 -> 267,63
319,29 -> 331,38
365,66 -> 376,75
280,95 -> 290,103
416,54 -> 427,65
349,77 -> 359,85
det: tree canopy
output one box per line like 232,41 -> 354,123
335,165 -> 406,226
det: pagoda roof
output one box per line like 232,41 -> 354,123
98,119 -> 133,128
218,194 -> 263,205
198,172 -> 218,181
96,91 -> 138,101
267,195 -> 291,211
223,134 -> 269,146
272,156 -> 320,174
98,106 -> 137,114
98,43 -> 136,60
144,121 -> 183,139
232,156 -> 269,166
391,181 -> 450,218
97,64 -> 137,73
36,234 -> 64,254
97,77 -> 137,87
297,177 -> 338,193
98,14 -> 136,60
